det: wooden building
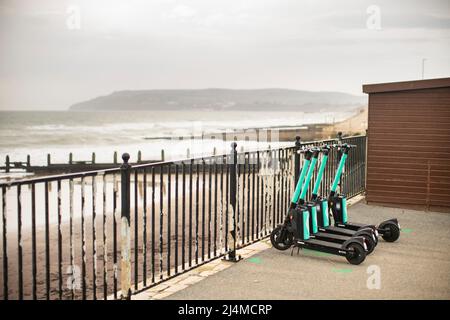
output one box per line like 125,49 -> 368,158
363,77 -> 450,212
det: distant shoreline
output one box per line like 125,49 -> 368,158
142,107 -> 367,142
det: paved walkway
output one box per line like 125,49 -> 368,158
134,201 -> 450,300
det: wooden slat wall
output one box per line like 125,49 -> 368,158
366,86 -> 450,210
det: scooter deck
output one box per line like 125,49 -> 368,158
335,222 -> 375,231
312,232 -> 351,244
304,238 -> 342,249
319,225 -> 359,237
294,238 -> 347,256
340,219 -> 400,237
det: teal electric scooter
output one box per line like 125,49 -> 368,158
269,147 -> 312,251
305,145 -> 377,253
328,143 -> 400,242
270,147 -> 368,265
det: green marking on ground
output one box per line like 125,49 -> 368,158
401,228 -> 413,233
332,268 -> 353,274
248,257 -> 262,264
302,249 -> 333,257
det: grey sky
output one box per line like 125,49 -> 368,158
0,0 -> 449,110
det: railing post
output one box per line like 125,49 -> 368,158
224,142 -> 241,262
5,155 -> 10,173
47,154 -> 51,166
120,153 -> 131,299
92,152 -> 96,164
26,155 -> 31,167
364,129 -> 368,194
137,150 -> 142,163
69,153 -> 73,165
294,136 -> 301,185
337,132 -> 343,193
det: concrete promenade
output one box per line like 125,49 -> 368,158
134,201 -> 450,300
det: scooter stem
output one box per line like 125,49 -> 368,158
299,149 -> 319,203
312,154 -> 328,197
330,152 -> 347,193
290,150 -> 312,207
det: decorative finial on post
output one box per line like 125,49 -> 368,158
295,136 -> 301,146
122,153 -> 130,166
231,142 -> 237,165
337,132 -> 343,142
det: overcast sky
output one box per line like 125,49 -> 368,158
0,0 -> 449,110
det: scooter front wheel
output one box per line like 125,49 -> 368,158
345,243 -> 366,265
270,225 -> 293,251
362,234 -> 376,255
381,223 -> 400,242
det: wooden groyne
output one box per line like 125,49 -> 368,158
0,150 -> 164,174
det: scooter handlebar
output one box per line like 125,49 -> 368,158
297,146 -> 313,154
297,144 -> 334,154
297,143 -> 357,154
319,144 -> 332,151
338,143 -> 357,149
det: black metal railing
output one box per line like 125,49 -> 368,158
0,135 -> 366,300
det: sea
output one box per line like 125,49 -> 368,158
0,109 -> 353,177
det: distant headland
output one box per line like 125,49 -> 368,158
69,88 -> 365,112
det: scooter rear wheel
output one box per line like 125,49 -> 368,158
345,243 -> 366,265
382,223 -> 400,242
270,225 -> 293,251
